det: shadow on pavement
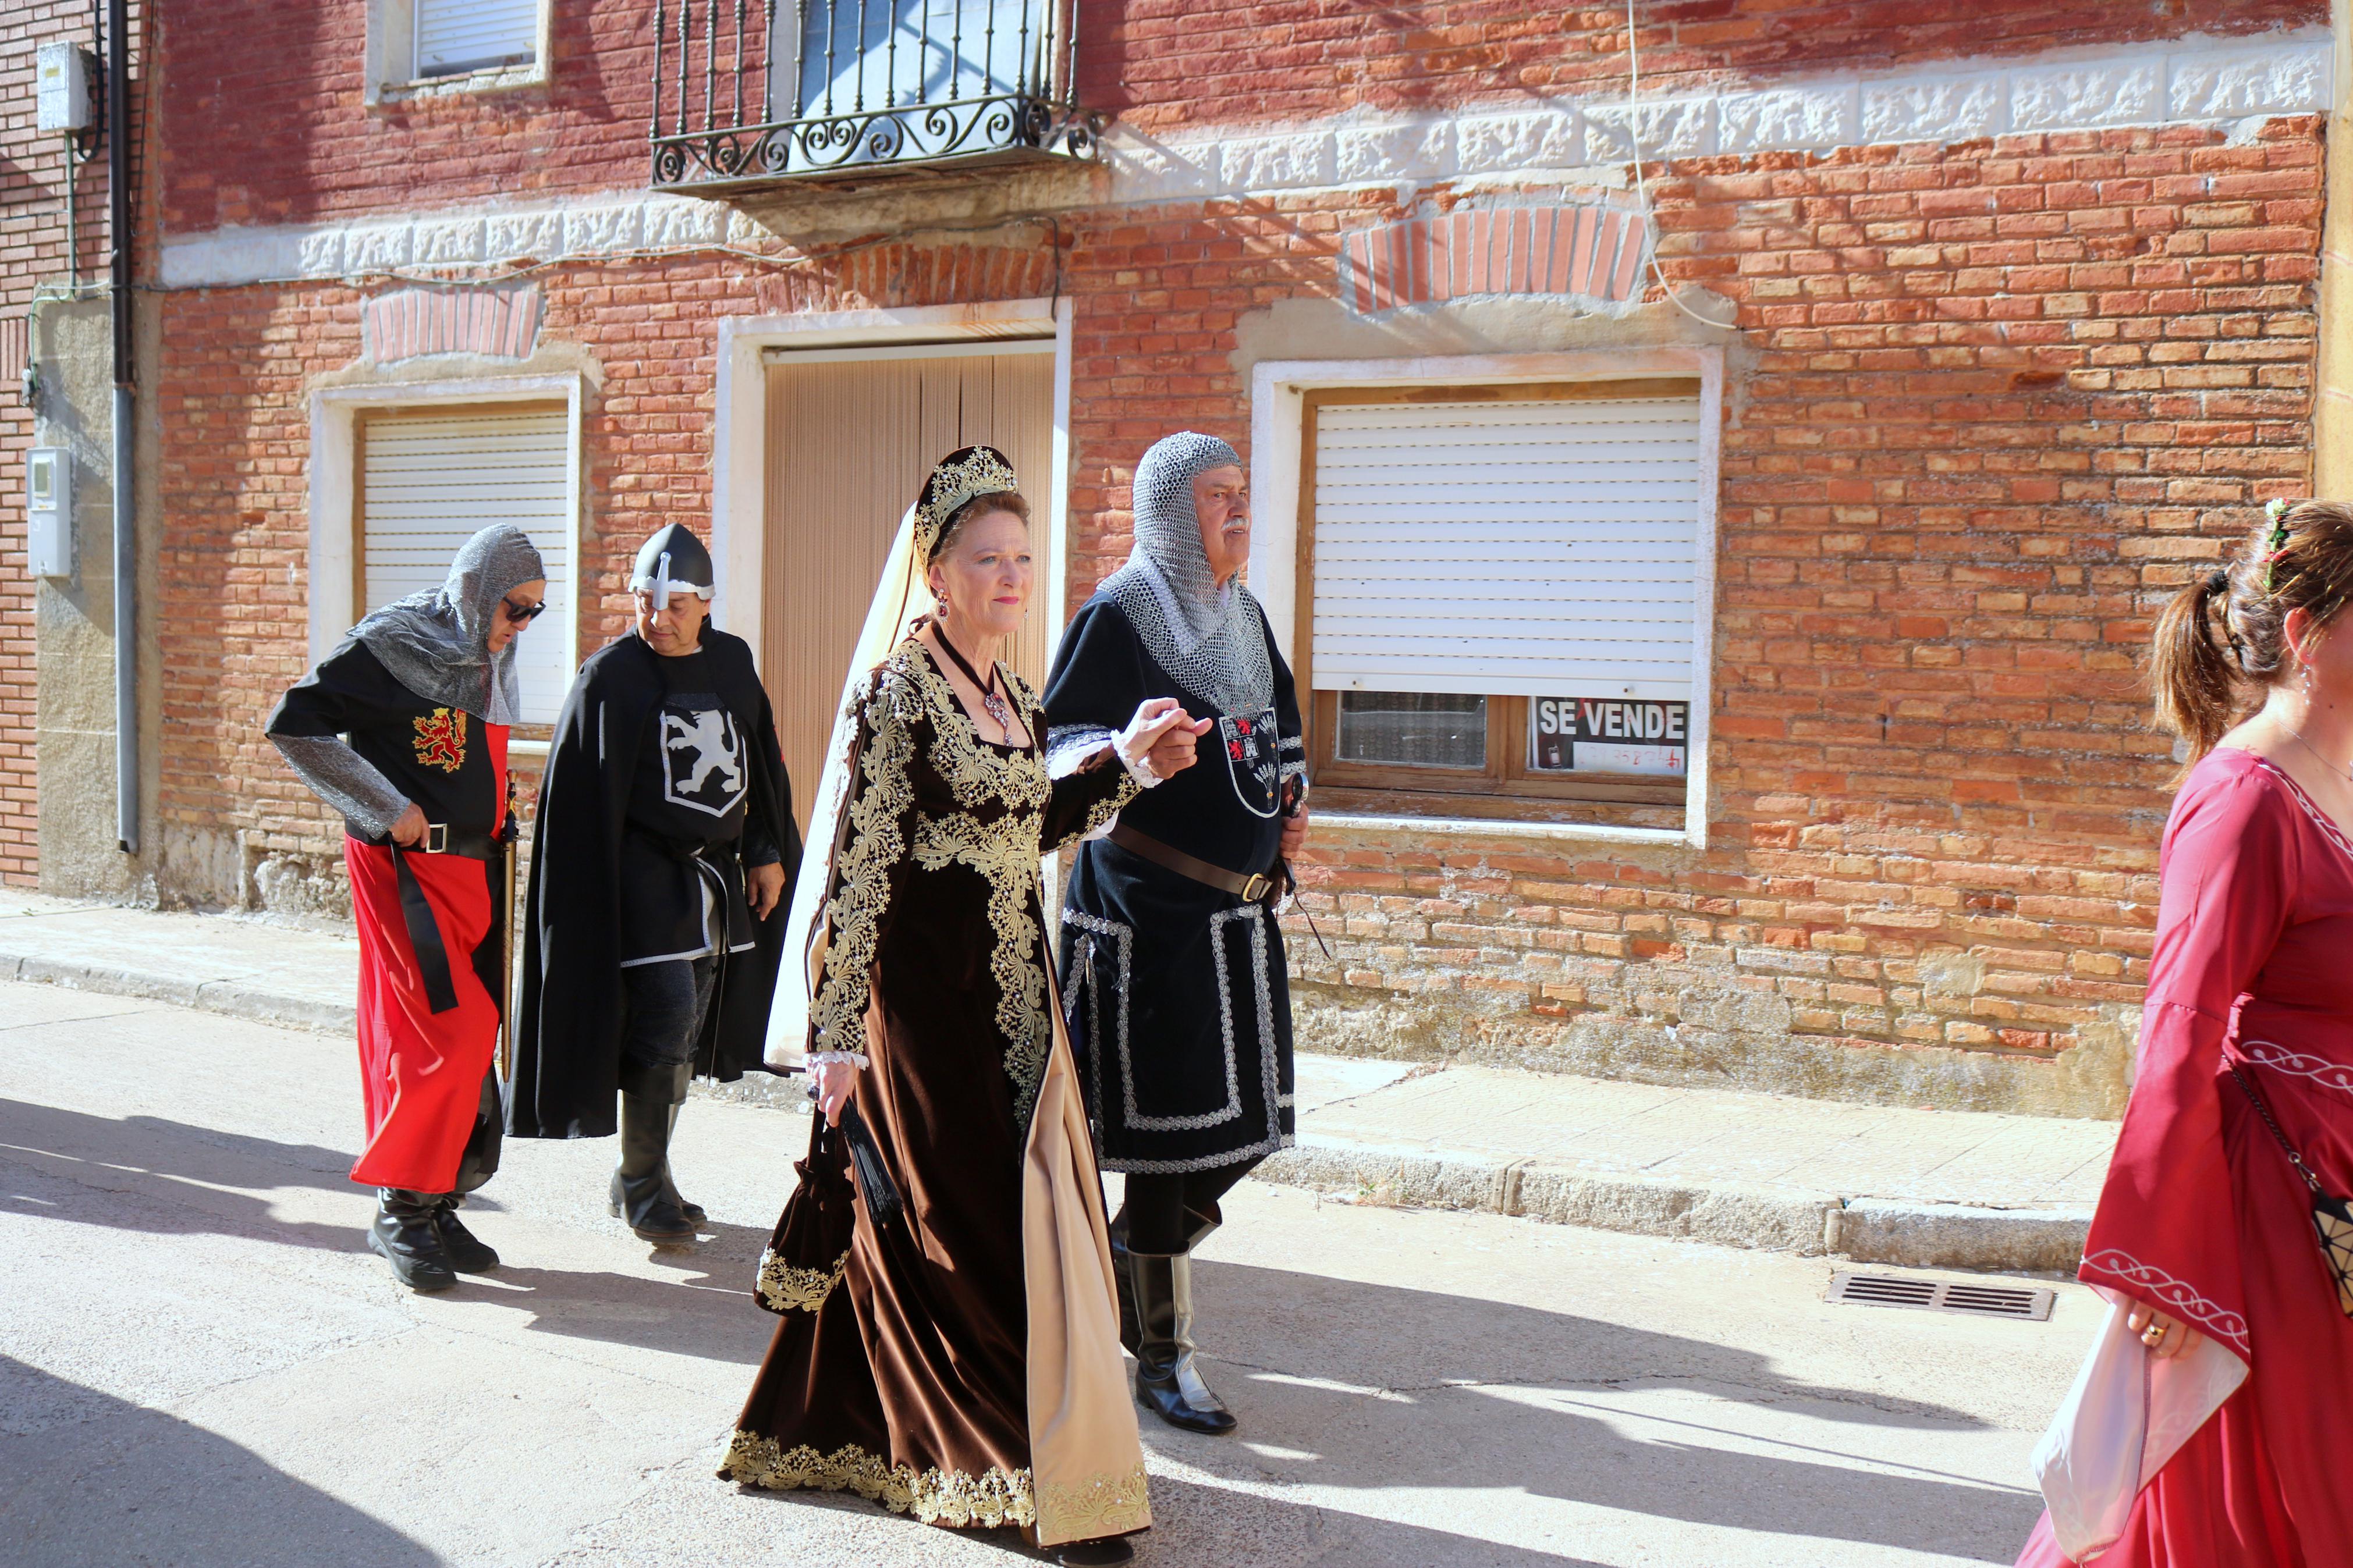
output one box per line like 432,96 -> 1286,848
1162,1258 -> 2039,1563
0,1098 -> 370,1252
1,1096 -> 2039,1560
0,1357 -> 438,1568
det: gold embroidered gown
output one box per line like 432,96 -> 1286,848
721,641 -> 1152,1545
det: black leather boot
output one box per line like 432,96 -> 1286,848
431,1193 -> 499,1273
1128,1250 -> 1237,1434
368,1188 -> 457,1292
1108,1214 -> 1141,1354
610,1063 -> 698,1243
1055,1537 -> 1135,1565
655,1101 -> 707,1225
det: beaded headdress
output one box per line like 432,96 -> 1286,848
914,446 -> 1021,563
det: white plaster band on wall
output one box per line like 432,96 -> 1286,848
1340,197 -> 1652,317
1107,33 -> 2329,205
160,33 -> 2327,292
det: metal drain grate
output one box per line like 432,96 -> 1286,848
1827,1271 -> 2054,1321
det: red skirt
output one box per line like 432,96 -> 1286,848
344,838 -> 499,1193
2020,1089 -> 2353,1567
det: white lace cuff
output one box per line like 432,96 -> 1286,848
1118,746 -> 1166,790
808,1050 -> 869,1069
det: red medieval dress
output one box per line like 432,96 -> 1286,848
2021,746 -> 2353,1566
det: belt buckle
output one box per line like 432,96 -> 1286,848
424,822 -> 448,855
1241,872 -> 1270,902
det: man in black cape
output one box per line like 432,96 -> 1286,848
506,522 -> 800,1242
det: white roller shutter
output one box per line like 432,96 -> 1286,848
1311,389 -> 1703,702
416,0 -> 538,77
362,407 -> 571,726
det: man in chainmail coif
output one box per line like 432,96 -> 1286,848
268,524 -> 549,1293
1044,431 -> 1309,1436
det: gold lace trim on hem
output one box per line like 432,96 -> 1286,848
719,1432 -> 1038,1529
1038,1459 -> 1153,1541
754,1246 -> 849,1313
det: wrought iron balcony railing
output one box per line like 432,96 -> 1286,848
651,0 -> 1103,190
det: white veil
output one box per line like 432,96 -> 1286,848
762,507 -> 933,1068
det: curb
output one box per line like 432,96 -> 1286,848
1255,1142 -> 2091,1274
0,952 -> 2094,1272
0,952 -> 363,1036
0,949 -> 811,1110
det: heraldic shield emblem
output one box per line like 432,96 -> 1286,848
1218,707 -> 1281,819
660,699 -> 747,817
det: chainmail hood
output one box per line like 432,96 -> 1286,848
351,522 -> 545,724
1099,431 -> 1272,716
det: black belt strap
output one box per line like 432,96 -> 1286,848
389,844 -> 461,1015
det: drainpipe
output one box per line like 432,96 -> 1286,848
2315,0 -> 2353,495
106,0 -> 136,854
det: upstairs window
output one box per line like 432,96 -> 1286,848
788,0 -> 1041,119
415,0 -> 538,78
1300,380 -> 1710,824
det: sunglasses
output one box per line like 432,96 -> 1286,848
501,594 -> 549,625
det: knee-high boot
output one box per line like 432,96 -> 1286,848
1109,1213 -> 1141,1354
652,1100 -> 707,1225
610,1062 -> 699,1242
1128,1243 -> 1238,1435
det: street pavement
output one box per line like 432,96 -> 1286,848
0,979 -> 2085,1567
0,893 -> 2114,1270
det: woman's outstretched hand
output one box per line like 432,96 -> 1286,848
1116,697 -> 1212,781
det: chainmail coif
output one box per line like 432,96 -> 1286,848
1099,432 -> 1273,716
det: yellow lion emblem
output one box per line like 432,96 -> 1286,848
412,707 -> 468,774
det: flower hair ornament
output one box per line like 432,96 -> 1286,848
2263,497 -> 2294,592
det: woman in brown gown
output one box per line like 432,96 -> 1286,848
721,448 -> 1208,1563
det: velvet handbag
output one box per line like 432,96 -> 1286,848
751,1110 -> 857,1315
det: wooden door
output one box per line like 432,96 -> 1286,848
762,346 -> 1056,834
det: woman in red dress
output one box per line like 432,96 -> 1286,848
2018,500 -> 2353,1566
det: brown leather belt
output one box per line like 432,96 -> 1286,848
1109,822 -> 1276,904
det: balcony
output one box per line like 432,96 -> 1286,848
650,0 -> 1103,192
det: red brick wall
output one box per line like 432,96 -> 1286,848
1059,120 -> 2321,1110
1095,0 -> 2326,131
157,0 -> 2329,230
163,243 -> 1067,865
163,106 -> 2324,1109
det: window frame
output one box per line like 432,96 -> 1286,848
1291,376 -> 1708,826
365,0 -> 551,104
308,376 -> 587,760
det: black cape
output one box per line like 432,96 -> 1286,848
506,628 -> 800,1139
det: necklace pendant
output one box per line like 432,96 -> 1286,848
982,691 -> 1014,734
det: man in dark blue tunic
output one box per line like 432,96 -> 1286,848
1045,432 -> 1309,1436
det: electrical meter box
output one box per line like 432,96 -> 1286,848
27,449 -> 71,580
36,42 -> 93,134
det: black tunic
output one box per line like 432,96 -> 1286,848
507,629 -> 800,1140
617,647 -> 779,966
267,638 -> 504,839
1042,595 -> 1305,1175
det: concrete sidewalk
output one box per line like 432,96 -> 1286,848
0,892 -> 2114,1271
